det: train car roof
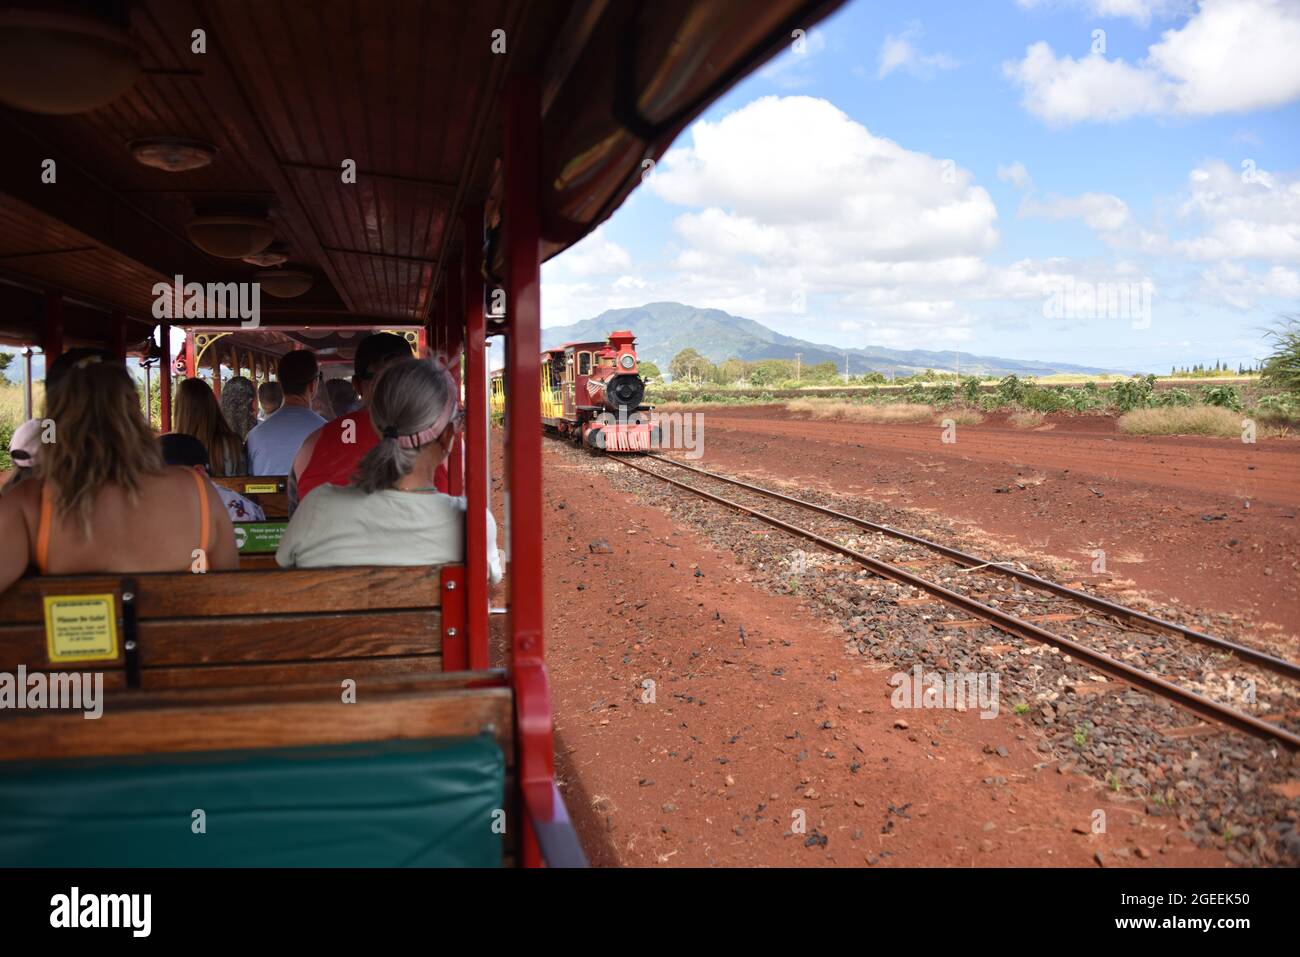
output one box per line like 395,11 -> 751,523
0,0 -> 846,352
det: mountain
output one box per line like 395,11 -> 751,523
541,302 -> 1120,377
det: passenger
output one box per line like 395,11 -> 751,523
220,375 -> 259,442
276,357 -> 502,582
159,433 -> 267,524
0,354 -> 237,592
287,332 -> 438,514
174,378 -> 246,476
325,377 -> 361,418
2,418 -> 42,494
46,346 -> 114,391
244,350 -> 326,476
257,380 -> 283,420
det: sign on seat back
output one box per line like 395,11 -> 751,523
220,476 -> 288,518
0,736 -> 505,867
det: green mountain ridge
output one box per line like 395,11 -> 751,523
541,302 -> 1123,377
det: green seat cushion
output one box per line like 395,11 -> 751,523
0,736 -> 504,867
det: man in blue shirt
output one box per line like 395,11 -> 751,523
245,349 -> 327,475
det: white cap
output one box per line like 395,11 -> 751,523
9,419 -> 42,468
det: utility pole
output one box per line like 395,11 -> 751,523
795,352 -> 801,382
843,353 -> 849,383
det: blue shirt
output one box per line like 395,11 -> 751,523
245,404 -> 327,475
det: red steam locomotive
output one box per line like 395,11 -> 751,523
493,330 -> 657,451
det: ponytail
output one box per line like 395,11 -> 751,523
350,358 -> 455,493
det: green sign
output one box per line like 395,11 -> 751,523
234,521 -> 287,554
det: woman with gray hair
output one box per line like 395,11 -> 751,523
275,357 -> 502,582
220,375 -> 259,442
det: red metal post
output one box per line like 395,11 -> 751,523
440,565 -> 467,671
505,76 -> 552,868
446,261 -> 465,496
463,205 -> 490,671
184,332 -> 195,381
210,340 -> 222,399
160,324 -> 173,431
42,290 -> 64,368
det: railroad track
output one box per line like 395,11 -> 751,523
611,452 -> 1300,750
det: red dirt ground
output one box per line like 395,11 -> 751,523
681,407 -> 1300,643
539,441 -> 1225,868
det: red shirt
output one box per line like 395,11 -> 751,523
297,407 -> 446,503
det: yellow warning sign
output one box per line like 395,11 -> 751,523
243,483 -> 279,494
43,594 -> 119,663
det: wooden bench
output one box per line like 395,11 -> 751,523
0,564 -> 468,691
0,670 -> 520,866
0,564 -> 585,866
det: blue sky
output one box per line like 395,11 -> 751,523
541,0 -> 1300,372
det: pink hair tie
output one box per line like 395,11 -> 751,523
394,402 -> 455,449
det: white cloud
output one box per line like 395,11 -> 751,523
997,161 -> 1032,190
1172,160 -> 1300,262
652,96 -> 998,266
1003,43 -> 1170,124
1005,0 -> 1300,125
876,23 -> 959,80
1147,0 -> 1300,114
1196,262 -> 1300,309
1020,192 -> 1134,233
758,28 -> 828,90
552,226 -> 631,277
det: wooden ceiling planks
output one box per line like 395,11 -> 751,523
0,0 -> 848,348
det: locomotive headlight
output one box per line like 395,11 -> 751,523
619,354 -> 635,370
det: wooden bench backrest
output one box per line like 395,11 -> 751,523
0,670 -> 512,763
0,564 -> 468,691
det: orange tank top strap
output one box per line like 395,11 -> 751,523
191,467 -> 211,554
35,480 -> 53,574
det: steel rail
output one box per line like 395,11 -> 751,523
615,456 -> 1300,750
642,453 -> 1300,681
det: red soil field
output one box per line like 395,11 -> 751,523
536,438 -> 1229,867
682,407 -> 1300,644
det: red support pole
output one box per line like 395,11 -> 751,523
160,324 -> 173,431
505,76 -> 553,868
211,340 -> 222,399
184,332 -> 195,380
462,206 -> 489,670
446,266 -> 464,496
42,290 -> 64,369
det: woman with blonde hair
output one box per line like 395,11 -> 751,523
0,355 -> 237,592
277,357 -> 501,582
174,377 -> 246,476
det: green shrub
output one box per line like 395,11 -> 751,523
996,374 -> 1028,404
1020,386 -> 1070,413
930,383 -> 956,406
1109,374 -> 1157,412
1153,388 -> 1194,407
1260,317 -> 1300,395
1200,385 -> 1242,411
